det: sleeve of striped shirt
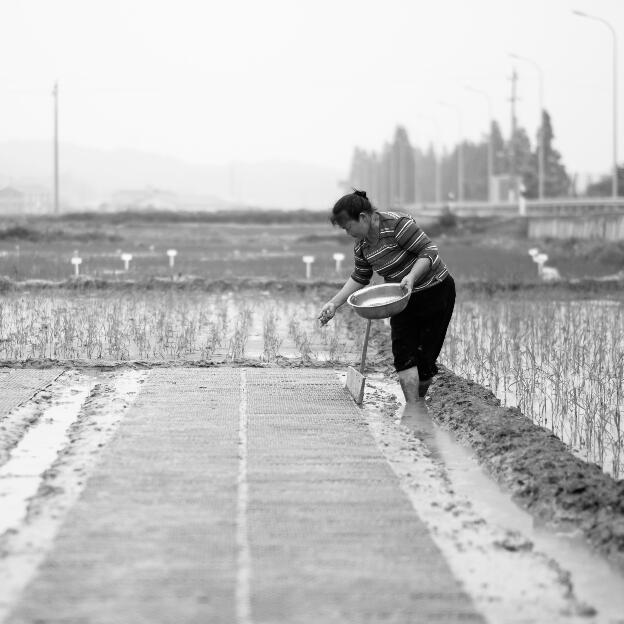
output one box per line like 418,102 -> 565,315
350,241 -> 373,285
394,216 -> 440,269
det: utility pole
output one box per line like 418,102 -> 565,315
508,68 -> 519,202
53,81 -> 59,214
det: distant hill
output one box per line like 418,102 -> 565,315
0,141 -> 345,210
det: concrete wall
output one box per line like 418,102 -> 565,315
406,198 -> 624,240
527,213 -> 624,240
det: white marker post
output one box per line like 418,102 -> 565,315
535,253 -> 548,277
332,252 -> 345,272
121,252 -> 133,272
541,266 -> 561,281
302,255 -> 315,280
167,249 -> 178,268
70,256 -> 82,277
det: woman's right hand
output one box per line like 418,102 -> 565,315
318,302 -> 337,326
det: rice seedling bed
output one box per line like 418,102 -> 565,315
0,289 -> 363,365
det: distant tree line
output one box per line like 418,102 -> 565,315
347,111 -> 584,206
42,208 -> 330,225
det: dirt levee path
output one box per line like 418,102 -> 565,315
7,368 -> 483,624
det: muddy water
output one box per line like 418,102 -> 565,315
434,428 -> 624,623
0,375 -> 96,535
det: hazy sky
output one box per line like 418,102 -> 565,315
1,0 -> 622,179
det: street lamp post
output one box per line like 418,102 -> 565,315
414,113 -> 442,204
509,53 -> 545,199
438,101 -> 464,203
465,86 -> 494,202
573,10 -> 619,198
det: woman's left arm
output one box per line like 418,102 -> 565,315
395,217 -> 440,290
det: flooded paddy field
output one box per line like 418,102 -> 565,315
1,213 -> 624,621
0,283 -> 622,480
0,288 -> 359,363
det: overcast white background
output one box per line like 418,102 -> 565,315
1,0 -> 622,196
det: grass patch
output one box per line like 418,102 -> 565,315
0,225 -> 122,243
46,208 -> 330,225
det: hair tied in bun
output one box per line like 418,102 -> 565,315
353,189 -> 368,199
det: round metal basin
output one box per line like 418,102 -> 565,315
347,283 -> 411,319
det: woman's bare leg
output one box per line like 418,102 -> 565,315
398,366 -> 420,404
398,367 -> 433,439
419,378 -> 432,398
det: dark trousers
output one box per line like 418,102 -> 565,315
389,274 -> 456,380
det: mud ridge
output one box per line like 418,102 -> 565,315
0,358 -> 346,370
427,367 -> 624,571
0,275 -> 623,296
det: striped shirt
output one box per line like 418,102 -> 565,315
350,211 -> 450,292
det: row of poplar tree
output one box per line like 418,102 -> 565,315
348,111 -> 621,204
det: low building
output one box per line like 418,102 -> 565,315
490,174 -> 523,202
0,187 -> 24,214
0,185 -> 52,215
111,187 -> 179,210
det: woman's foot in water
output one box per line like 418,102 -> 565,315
397,367 -> 435,439
399,399 -> 434,441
